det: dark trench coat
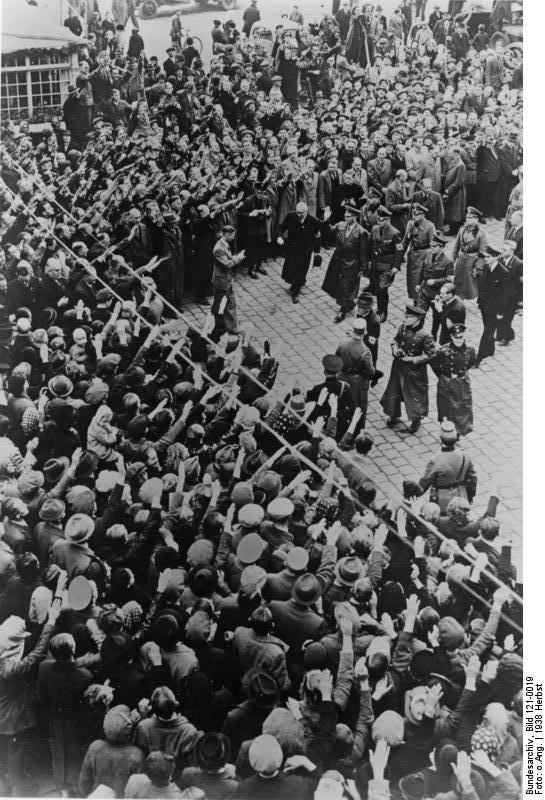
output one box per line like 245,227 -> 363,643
431,343 -> 476,435
322,221 -> 368,311
380,326 -> 435,421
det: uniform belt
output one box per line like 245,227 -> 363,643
460,248 -> 477,254
411,246 -> 429,251
437,480 -> 465,490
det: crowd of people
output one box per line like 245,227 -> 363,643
0,0 -> 523,798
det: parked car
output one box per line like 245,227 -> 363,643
136,0 -> 237,20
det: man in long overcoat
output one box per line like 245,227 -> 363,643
211,226 -> 245,336
277,202 -> 321,304
321,203 -> 368,324
160,211 -> 185,305
380,304 -> 435,434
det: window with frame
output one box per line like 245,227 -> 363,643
1,69 -> 29,117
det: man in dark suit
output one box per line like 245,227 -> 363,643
176,78 -> 198,134
434,282 -> 465,345
211,226 -> 245,336
495,134 -> 522,218
476,134 -> 500,218
335,0 -> 351,40
484,45 -> 504,90
163,47 -> 177,78
367,146 -> 393,192
476,246 -> 510,364
413,178 -> 445,230
277,202 -> 321,304
317,159 -> 343,221
495,240 -> 522,346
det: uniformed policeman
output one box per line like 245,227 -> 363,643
412,419 -> 478,513
306,354 -> 356,442
380,304 -> 435,434
335,318 -> 375,427
369,205 -> 403,323
356,290 -> 383,385
431,324 -> 477,436
404,203 -> 436,300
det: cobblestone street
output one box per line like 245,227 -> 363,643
180,219 -> 523,575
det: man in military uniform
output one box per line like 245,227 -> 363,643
409,419 -> 478,513
415,234 -> 454,333
380,304 -> 435,434
476,245 -> 510,365
368,206 -> 403,323
306,354 -> 356,442
431,323 -> 477,436
404,203 -> 436,300
335,318 -> 375,427
321,203 -> 368,324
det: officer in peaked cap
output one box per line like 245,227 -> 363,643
405,200 -> 436,301
380,303 -> 435,435
305,354 -> 356,443
431,320 -> 477,437
369,205 -> 403,324
415,232 -> 454,326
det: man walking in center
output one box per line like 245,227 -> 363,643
380,304 -> 435,434
211,225 -> 245,337
277,202 -> 322,304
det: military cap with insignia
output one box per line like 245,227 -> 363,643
405,303 -> 427,317
322,354 -> 343,374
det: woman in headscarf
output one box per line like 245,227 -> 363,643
87,404 -> 119,464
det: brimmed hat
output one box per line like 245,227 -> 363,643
64,513 -> 94,544
48,374 -> 73,398
243,669 -> 281,709
292,573 -> 321,606
73,450 -> 99,481
39,498 -> 65,522
44,457 -> 69,484
334,556 -> 363,586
